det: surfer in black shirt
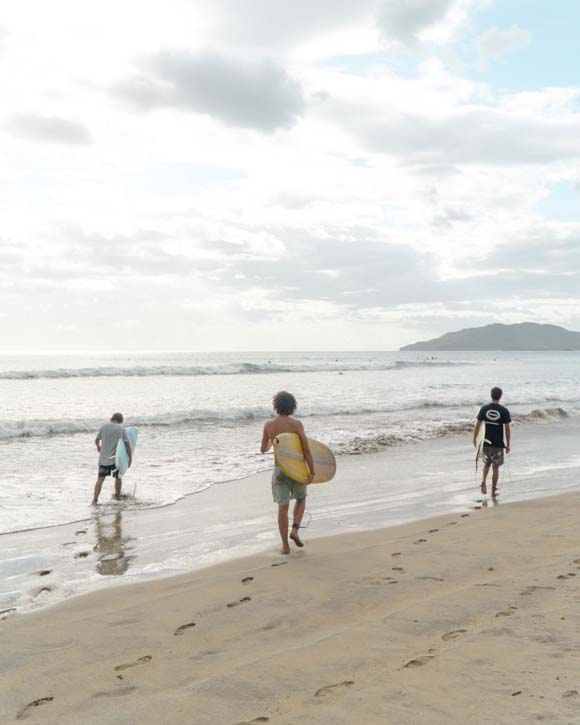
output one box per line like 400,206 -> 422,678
473,387 -> 511,496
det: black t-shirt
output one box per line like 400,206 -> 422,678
477,403 -> 511,448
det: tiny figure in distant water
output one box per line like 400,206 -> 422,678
473,387 -> 511,497
92,412 -> 132,505
261,391 -> 315,555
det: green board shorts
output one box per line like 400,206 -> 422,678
272,466 -> 307,506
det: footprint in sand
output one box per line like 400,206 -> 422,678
520,586 -> 556,596
417,576 -> 444,582
392,567 -> 405,572
16,697 -> 54,721
32,587 -> 52,599
314,681 -> 355,698
75,530 -> 87,535
364,577 -> 398,585
174,622 -> 196,636
271,561 -> 288,567
227,597 -> 252,608
495,607 -> 518,618
114,655 -> 152,672
92,686 -> 138,699
414,539 -> 427,544
563,690 -> 580,699
38,570 -> 52,577
392,552 -> 402,557
442,629 -> 467,641
403,655 -> 435,668
461,514 -> 470,518
429,529 -> 439,533
233,718 -> 269,724
190,649 -> 218,662
74,551 -> 90,559
241,577 -> 254,584
446,522 -> 458,526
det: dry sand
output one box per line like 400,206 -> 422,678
2,491 -> 580,724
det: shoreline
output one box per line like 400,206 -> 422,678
3,490 -> 580,724
1,418 -> 580,618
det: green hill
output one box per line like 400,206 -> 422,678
400,322 -> 580,351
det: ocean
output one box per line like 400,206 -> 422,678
2,350 -> 579,535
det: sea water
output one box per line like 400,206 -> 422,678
1,350 -> 579,535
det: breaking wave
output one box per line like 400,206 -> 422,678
0,359 -> 477,380
1,405 -> 574,443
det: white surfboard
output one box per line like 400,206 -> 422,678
473,406 -> 484,469
115,427 -> 138,477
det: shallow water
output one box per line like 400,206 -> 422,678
1,350 -> 580,534
1,417 -> 579,616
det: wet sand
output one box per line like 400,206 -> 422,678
3,418 -> 580,619
3,490 -> 580,724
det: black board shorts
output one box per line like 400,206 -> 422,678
98,464 -> 120,478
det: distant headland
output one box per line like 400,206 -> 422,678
400,322 -> 580,351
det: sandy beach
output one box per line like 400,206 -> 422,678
3,489 -> 580,724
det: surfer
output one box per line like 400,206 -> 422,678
473,387 -> 511,496
92,413 -> 132,505
261,391 -> 315,555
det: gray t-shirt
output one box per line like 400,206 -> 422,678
96,423 -> 129,466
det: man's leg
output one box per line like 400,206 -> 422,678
290,497 -> 306,548
491,466 -> 500,494
92,477 -> 106,505
481,463 -> 491,495
277,504 -> 290,554
113,476 -> 123,500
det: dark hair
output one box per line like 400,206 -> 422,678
273,391 -> 297,416
111,412 -> 124,423
490,387 -> 503,401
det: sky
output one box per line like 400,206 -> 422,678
1,0 -> 580,352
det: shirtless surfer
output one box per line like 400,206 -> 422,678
261,391 -> 315,555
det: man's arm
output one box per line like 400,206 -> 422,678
260,424 -> 272,454
95,431 -> 101,453
505,423 -> 511,453
473,420 -> 482,448
296,422 -> 315,483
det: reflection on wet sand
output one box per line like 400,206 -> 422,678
94,511 -> 134,576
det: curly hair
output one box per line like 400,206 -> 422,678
273,391 -> 297,415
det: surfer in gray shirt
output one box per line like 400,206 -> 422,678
92,412 -> 132,505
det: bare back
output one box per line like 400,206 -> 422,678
264,415 -> 304,440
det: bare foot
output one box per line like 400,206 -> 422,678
281,544 -> 290,555
290,531 -> 304,548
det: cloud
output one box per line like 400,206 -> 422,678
211,0 -> 376,51
354,106 -> 580,165
476,25 -> 531,66
3,114 -> 91,145
377,0 -> 456,44
114,50 -> 305,133
483,225 -> 580,275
